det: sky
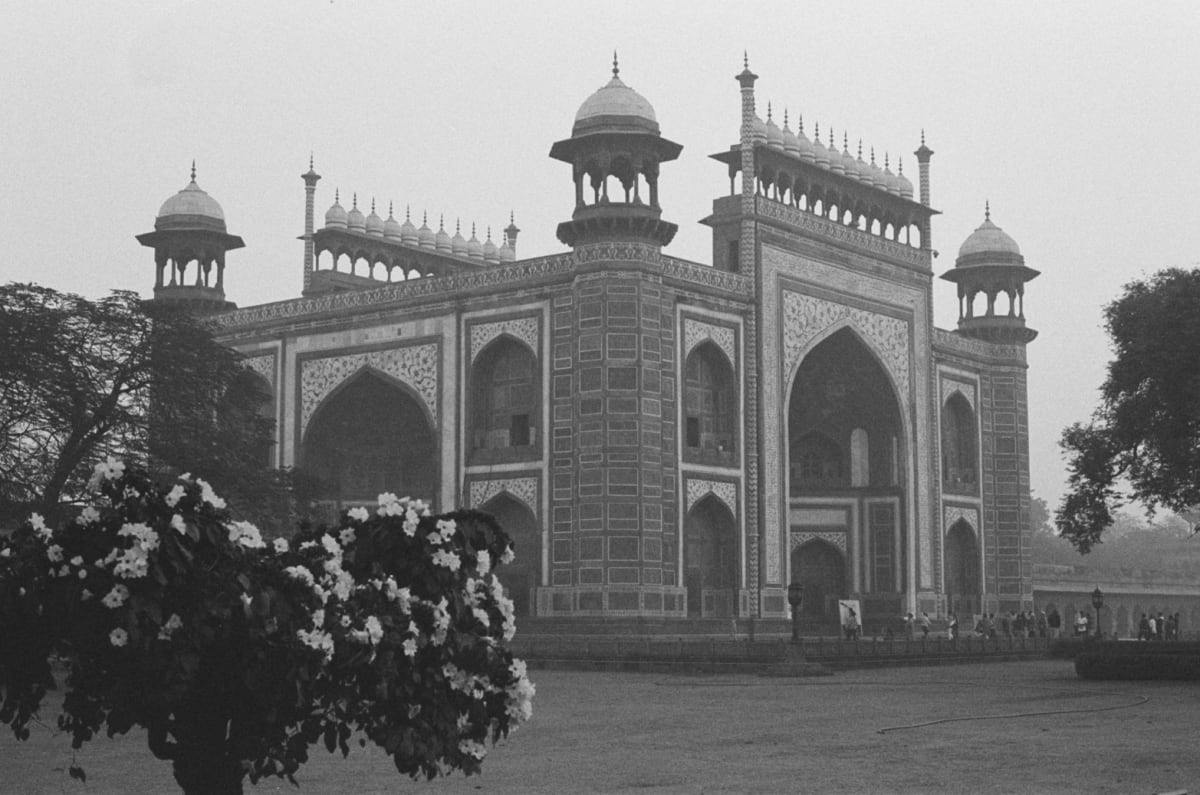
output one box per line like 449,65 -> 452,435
3,1 -> 1198,511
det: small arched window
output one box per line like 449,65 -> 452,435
941,393 -> 977,494
470,337 -> 539,463
683,342 -> 736,466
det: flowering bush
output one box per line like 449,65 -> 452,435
0,460 -> 534,794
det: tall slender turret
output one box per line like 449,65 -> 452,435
301,155 -> 321,294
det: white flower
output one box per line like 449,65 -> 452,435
273,537 -> 289,554
296,628 -> 334,661
58,565 -> 70,577
89,457 -> 125,489
113,547 -> 149,579
284,565 -> 314,587
46,544 -> 64,563
76,506 -> 100,526
29,513 -> 51,541
164,484 -> 187,508
109,628 -> 128,647
347,506 -> 369,523
436,518 -> 456,537
77,569 -> 87,580
320,534 -> 340,556
80,589 -> 92,601
339,527 -> 356,547
364,615 -> 383,645
311,609 -> 325,628
432,549 -> 461,572
226,520 -> 265,549
402,636 -> 418,658
118,523 -> 160,551
170,514 -> 186,535
458,739 -> 487,760
158,613 -> 183,640
70,555 -> 83,566
475,550 -> 491,575
299,540 -> 317,550
195,478 -> 226,510
102,585 -> 130,609
0,548 -> 10,558
403,508 -> 419,536
501,546 -> 515,565
473,607 -> 491,627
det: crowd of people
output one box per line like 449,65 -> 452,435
1136,611 -> 1182,641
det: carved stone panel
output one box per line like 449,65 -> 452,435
469,317 -> 539,364
469,477 -> 539,521
944,505 -> 979,535
242,353 -> 276,390
300,343 -> 440,439
682,319 -> 737,365
789,531 -> 847,553
941,378 -> 977,412
685,478 -> 738,516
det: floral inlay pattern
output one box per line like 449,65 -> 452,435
683,319 -> 736,365
941,378 -> 976,412
469,317 -> 539,364
469,477 -> 539,520
685,478 -> 738,516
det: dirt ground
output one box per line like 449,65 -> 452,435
4,659 -> 1198,794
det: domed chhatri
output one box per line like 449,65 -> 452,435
572,52 -> 659,136
155,161 -> 227,231
957,202 -> 1022,261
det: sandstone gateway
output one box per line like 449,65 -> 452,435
137,58 -> 1038,629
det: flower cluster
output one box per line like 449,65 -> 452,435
0,460 -> 533,787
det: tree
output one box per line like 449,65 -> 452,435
0,283 -> 283,528
1056,268 -> 1200,552
0,462 -> 534,793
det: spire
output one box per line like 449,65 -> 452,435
190,160 -> 196,183
857,139 -> 864,160
352,192 -> 358,209
870,146 -> 876,166
797,113 -> 804,135
334,188 -> 340,204
405,204 -> 410,222
767,101 -> 773,122
985,200 -> 991,221
612,50 -> 619,78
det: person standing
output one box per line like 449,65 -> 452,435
1148,614 -> 1157,641
948,612 -> 959,640
903,612 -> 914,641
919,612 -> 931,639
1047,608 -> 1061,639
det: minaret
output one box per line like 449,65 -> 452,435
138,162 -> 243,312
915,130 -> 934,250
549,53 -> 681,248
504,211 -> 521,257
301,155 -> 321,295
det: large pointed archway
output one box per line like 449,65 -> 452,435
683,494 -> 738,617
301,368 -> 438,507
481,493 -> 542,618
786,326 -> 905,619
944,519 -> 981,618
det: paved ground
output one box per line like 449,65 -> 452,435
4,659 -> 1198,794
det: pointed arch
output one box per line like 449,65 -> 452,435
790,539 -> 846,619
684,494 -> 738,617
683,340 -> 737,465
481,493 -> 541,618
944,519 -> 981,619
468,335 -> 539,463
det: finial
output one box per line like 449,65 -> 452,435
743,50 -> 748,69
423,210 -> 428,225
510,210 -> 515,224
985,200 -> 990,221
612,51 -> 619,78
352,192 -> 358,209
309,152 -> 314,170
190,160 -> 196,182
388,200 -> 394,217
406,204 -> 411,222
783,108 -> 789,127
455,218 -> 461,234
843,132 -> 849,153
898,156 -> 904,174
487,225 -> 492,240
921,129 -> 926,146
798,113 -> 804,134
857,139 -> 863,160
370,198 -> 376,213
767,101 -> 772,122
884,152 -> 890,170
472,222 -> 477,237
870,146 -> 876,166
439,213 -> 444,229
829,128 -> 835,147
814,121 -> 820,138
334,188 -> 340,204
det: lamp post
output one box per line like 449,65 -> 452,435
787,582 -> 804,644
1091,586 -> 1104,640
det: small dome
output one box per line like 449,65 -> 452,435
417,212 -> 435,248
896,159 -> 914,199
573,57 -> 659,136
467,225 -> 483,260
765,106 -> 784,151
365,199 -> 384,236
840,137 -> 858,180
451,221 -> 468,255
811,123 -> 830,168
499,236 -> 515,262
482,228 -> 499,263
324,189 -> 348,229
435,217 -> 451,252
827,131 -> 845,175
958,206 -> 1022,259
400,206 -> 418,245
781,112 -> 801,156
882,156 -> 902,197
346,194 -> 365,232
157,165 -> 226,231
751,113 -> 768,145
383,202 -> 403,239
795,116 -> 815,164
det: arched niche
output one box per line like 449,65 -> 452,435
683,495 -> 738,618
944,520 -> 981,619
941,392 -> 978,494
788,327 -> 904,497
481,493 -> 541,618
791,539 -> 846,620
469,336 -> 539,464
300,369 -> 437,507
220,369 -> 275,468
682,341 -> 737,467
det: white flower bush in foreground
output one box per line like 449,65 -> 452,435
0,459 -> 533,795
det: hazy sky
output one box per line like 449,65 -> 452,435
4,1 -> 1198,511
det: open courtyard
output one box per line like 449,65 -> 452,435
4,658 -> 1198,794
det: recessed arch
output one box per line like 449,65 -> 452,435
684,495 -> 738,617
790,539 -> 846,619
944,519 -> 981,619
941,392 -> 978,494
481,493 -> 541,618
469,336 -> 539,463
300,368 -> 438,506
683,340 -> 737,465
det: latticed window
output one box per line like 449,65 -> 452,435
941,394 -> 977,494
683,343 -> 736,463
471,339 -> 538,457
